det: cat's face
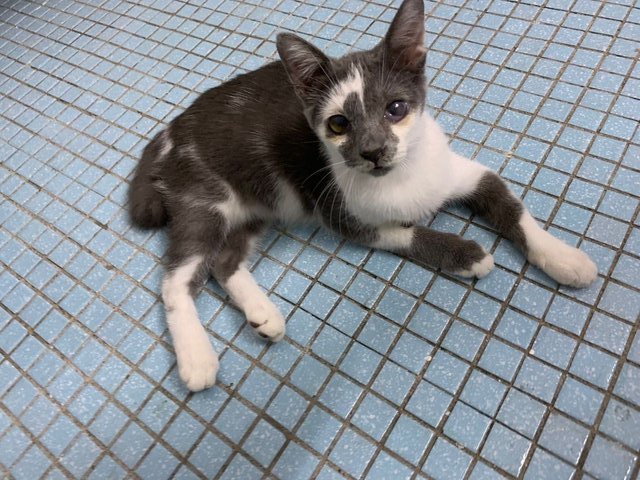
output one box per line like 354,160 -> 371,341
278,0 -> 426,177
311,55 -> 426,176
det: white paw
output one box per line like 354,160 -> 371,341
456,250 -> 495,278
520,212 -> 597,288
528,240 -> 597,288
245,299 -> 285,342
174,329 -> 219,392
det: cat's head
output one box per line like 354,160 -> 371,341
277,0 -> 426,176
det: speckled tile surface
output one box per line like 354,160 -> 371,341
1,0 -> 639,478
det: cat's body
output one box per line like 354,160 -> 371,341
129,0 -> 598,391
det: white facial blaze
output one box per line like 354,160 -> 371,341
317,65 -> 365,155
390,111 -> 419,163
323,64 -> 364,117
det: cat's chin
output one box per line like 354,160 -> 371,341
369,165 -> 393,177
344,162 -> 396,177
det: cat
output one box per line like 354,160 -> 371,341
128,0 -> 597,392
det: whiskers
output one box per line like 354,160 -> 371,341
311,165 -> 351,232
301,159 -> 348,187
337,170 -> 356,238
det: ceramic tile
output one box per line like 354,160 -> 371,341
584,435 -> 637,480
2,1 -> 638,478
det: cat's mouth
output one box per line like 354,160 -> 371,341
369,165 -> 393,177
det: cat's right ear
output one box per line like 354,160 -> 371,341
383,0 -> 426,73
277,33 -> 332,100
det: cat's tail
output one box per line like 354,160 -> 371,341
128,129 -> 170,229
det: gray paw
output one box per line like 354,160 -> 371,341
455,248 -> 494,278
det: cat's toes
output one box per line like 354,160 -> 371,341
246,300 -> 285,342
175,333 -> 219,392
529,243 -> 597,288
455,249 -> 494,278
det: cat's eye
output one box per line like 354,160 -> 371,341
385,101 -> 409,122
328,115 -> 350,135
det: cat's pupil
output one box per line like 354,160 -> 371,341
386,101 -> 408,122
328,115 -> 349,135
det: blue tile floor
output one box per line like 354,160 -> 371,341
1,0 -> 639,478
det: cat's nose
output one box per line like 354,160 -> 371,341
360,148 -> 386,165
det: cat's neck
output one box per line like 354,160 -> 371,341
328,111 -> 455,225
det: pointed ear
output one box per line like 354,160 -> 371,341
277,33 -> 332,100
384,0 -> 426,72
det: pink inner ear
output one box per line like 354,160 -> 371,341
398,44 -> 426,71
386,14 -> 426,71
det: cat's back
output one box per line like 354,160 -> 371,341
174,62 -> 304,144
162,61 -> 323,214
171,61 -> 320,172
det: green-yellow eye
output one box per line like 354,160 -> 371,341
328,115 -> 350,135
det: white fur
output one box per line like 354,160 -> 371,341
455,248 -> 495,278
448,153 -> 491,195
323,65 -> 365,117
390,111 -> 417,166
216,187 -> 256,225
317,65 -> 365,151
327,110 -> 595,287
162,256 -> 219,392
275,179 -> 307,223
222,266 -> 285,341
372,225 -> 415,249
520,212 -> 598,287
216,180 -> 305,226
158,129 -> 173,158
331,112 -> 454,225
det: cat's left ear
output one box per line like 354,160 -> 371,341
383,0 -> 426,73
277,33 -> 333,100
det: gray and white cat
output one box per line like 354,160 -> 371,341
128,0 -> 597,391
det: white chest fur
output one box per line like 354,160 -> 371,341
332,113 -> 457,226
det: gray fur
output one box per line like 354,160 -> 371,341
459,172 -> 527,254
212,221 -> 265,283
128,130 -> 168,229
337,91 -> 399,172
127,0 -> 519,283
402,227 -> 488,272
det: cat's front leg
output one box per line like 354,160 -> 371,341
164,208 -> 283,392
319,199 -> 494,277
449,153 -> 597,287
373,224 -> 495,277
212,222 -> 285,343
163,205 -> 230,392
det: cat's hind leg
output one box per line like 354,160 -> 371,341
163,254 -> 218,391
163,208 -> 227,392
128,129 -> 171,229
449,154 -> 597,287
212,222 -> 285,342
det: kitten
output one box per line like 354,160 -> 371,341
128,0 -> 597,391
